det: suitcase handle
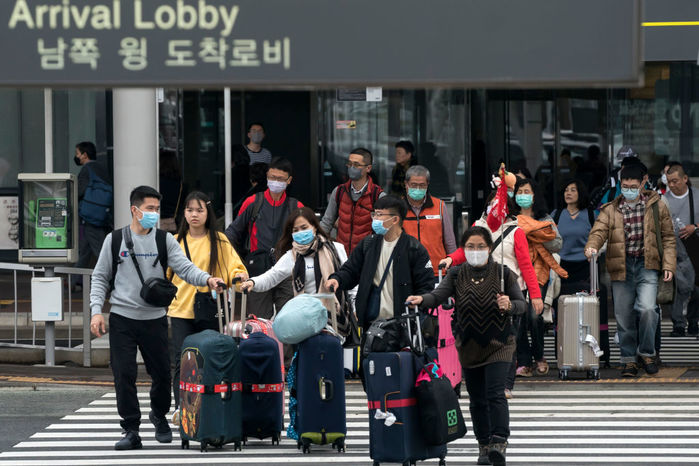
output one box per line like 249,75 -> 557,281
403,305 -> 424,353
319,377 -> 334,401
589,252 -> 598,297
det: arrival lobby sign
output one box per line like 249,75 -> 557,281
0,0 -> 641,87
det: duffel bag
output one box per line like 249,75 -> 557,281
272,295 -> 328,344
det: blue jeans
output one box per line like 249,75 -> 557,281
611,256 -> 659,364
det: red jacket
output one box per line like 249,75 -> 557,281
336,179 -> 382,254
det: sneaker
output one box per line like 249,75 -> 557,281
641,356 -> 659,375
171,410 -> 180,426
149,410 -> 172,443
477,443 -> 492,465
670,327 -> 686,337
621,362 -> 638,377
535,359 -> 549,376
504,388 -> 512,399
487,435 -> 508,466
688,323 -> 699,336
114,430 -> 142,450
515,366 -> 533,377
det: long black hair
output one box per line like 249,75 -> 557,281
275,207 -> 330,260
512,178 -> 549,220
175,191 -> 223,277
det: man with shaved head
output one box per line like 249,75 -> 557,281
663,162 -> 699,336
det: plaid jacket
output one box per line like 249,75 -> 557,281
620,194 -> 646,257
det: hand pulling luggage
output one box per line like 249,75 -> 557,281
365,307 -> 447,466
556,253 -> 604,380
225,284 -> 285,377
239,331 -> 284,445
433,265 -> 462,395
179,288 -> 243,452
295,294 -> 347,454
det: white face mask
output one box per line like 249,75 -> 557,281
464,249 -> 489,267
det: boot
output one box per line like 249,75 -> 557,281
488,435 -> 508,466
477,442 -> 491,464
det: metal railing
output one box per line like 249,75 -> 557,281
0,262 -> 94,367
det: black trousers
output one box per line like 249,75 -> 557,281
463,361 -> 511,444
109,313 -> 171,432
170,316 -> 218,408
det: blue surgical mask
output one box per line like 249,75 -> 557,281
407,188 -> 426,201
372,219 -> 389,235
621,187 -> 640,201
507,191 -> 514,198
292,229 -> 315,245
515,194 -> 534,209
136,207 -> 159,229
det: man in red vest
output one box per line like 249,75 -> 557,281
320,148 -> 384,254
402,165 -> 457,277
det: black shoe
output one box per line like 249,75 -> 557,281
641,356 -> 659,375
688,323 -> 699,336
477,443 -> 492,465
114,430 -> 142,450
149,410 -> 172,443
488,435 -> 507,466
670,327 -> 686,337
621,362 -> 638,377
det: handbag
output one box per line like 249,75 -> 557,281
361,318 -> 409,357
123,227 -> 178,308
181,236 -> 220,326
415,359 -> 467,445
652,203 -> 676,305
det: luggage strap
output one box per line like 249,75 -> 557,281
367,398 -> 416,410
243,383 -> 284,393
179,381 -> 242,394
439,337 -> 456,348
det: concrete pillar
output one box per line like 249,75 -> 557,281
112,89 -> 158,228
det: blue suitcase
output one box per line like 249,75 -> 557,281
240,332 -> 284,444
365,310 -> 447,465
296,332 -> 347,453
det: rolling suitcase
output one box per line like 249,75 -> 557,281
179,289 -> 243,452
295,294 -> 347,454
225,287 -> 285,377
556,253 -> 605,380
365,307 -> 447,466
240,331 -> 284,445
432,265 -> 462,395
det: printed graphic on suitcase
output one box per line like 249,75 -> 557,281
240,332 -> 284,444
556,254 -> 604,380
179,329 -> 243,452
364,309 -> 447,465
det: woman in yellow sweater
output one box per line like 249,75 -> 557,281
168,191 -> 247,420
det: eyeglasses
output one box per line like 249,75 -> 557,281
346,161 -> 368,169
464,245 -> 489,251
407,183 -> 428,190
371,212 -> 395,219
268,175 -> 290,182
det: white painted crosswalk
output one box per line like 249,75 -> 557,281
2,384 -> 699,465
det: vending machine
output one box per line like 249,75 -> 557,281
18,173 -> 78,264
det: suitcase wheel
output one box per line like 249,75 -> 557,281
373,462 -> 380,466
587,369 -> 600,380
558,369 -> 569,381
234,441 -> 242,451
243,436 -> 247,446
439,458 -> 446,466
402,462 -> 416,466
200,441 -> 207,452
272,432 -> 280,445
301,437 -> 311,454
181,439 -> 189,450
333,437 -> 346,453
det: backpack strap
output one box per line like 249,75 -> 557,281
587,208 -> 595,227
552,209 -> 561,224
492,225 -> 517,252
155,229 -> 169,276
110,228 -> 123,291
690,188 -> 695,226
246,193 -> 265,252
335,184 -> 346,219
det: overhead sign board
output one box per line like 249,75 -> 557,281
0,0 -> 642,88
644,0 -> 699,61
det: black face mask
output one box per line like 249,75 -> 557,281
73,156 -> 81,166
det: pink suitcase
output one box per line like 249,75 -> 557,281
224,289 -> 285,377
432,266 -> 462,395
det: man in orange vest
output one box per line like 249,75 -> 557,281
320,148 -> 385,254
402,165 -> 457,277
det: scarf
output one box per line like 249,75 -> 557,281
454,260 -> 512,347
291,235 -> 341,295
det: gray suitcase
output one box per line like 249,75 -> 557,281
556,254 -> 605,380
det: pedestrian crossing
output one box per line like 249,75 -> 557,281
542,320 -> 699,365
2,384 -> 699,465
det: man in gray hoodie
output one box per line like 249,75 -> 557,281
90,185 -> 224,451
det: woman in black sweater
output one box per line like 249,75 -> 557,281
407,226 -> 526,466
